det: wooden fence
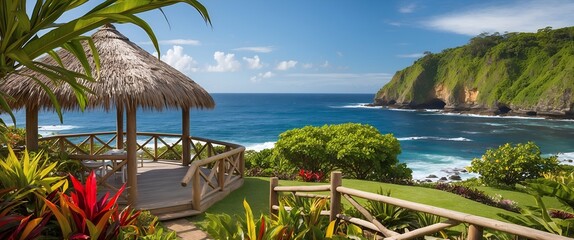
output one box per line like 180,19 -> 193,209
269,172 -> 570,240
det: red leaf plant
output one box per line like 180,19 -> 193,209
298,169 -> 324,182
43,171 -> 140,239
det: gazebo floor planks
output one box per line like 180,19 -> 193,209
100,160 -> 210,219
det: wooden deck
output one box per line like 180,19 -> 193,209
103,160 -> 243,220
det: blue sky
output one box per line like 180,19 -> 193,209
93,0 -> 574,93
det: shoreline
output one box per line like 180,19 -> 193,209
365,103 -> 574,120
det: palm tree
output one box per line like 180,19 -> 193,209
0,0 -> 211,123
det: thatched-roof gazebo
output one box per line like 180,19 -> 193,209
1,24 -> 215,205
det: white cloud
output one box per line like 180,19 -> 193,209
320,61 -> 330,68
397,53 -> 424,58
425,0 -> 574,36
399,3 -> 417,13
158,45 -> 198,73
234,46 -> 274,53
243,55 -> 263,69
250,71 -> 275,82
207,51 -> 241,72
276,60 -> 298,71
302,63 -> 313,69
140,39 -> 201,46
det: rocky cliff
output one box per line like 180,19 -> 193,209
374,27 -> 574,117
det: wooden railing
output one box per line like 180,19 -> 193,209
181,143 -> 245,212
269,172 -> 569,240
39,132 -> 245,203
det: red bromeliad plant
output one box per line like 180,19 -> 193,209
298,169 -> 324,182
0,188 -> 52,240
42,171 -> 140,239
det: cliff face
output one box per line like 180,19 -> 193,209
374,27 -> 574,117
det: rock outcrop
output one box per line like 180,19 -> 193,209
374,27 -> 574,118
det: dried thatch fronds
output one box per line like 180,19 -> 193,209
1,24 -> 214,112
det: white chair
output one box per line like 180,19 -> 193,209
82,160 -> 113,177
104,149 -> 127,183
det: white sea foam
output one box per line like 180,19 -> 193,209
38,125 -> 79,136
246,142 -> 276,151
38,125 -> 79,131
462,131 -> 480,134
332,103 -> 380,109
440,112 -> 545,120
556,152 -> 574,165
405,154 -> 478,181
483,123 -> 506,126
386,108 -> 417,112
397,136 -> 472,142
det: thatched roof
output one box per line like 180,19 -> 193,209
1,24 -> 214,111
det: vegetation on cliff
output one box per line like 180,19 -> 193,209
375,26 -> 574,116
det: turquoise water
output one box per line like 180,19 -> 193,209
7,93 -> 574,179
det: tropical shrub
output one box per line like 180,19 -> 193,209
499,172 -> 574,237
274,123 -> 407,182
0,147 -> 67,217
468,142 -> 559,187
244,149 -> 296,179
42,171 -> 141,239
434,183 -> 520,212
202,198 -> 366,240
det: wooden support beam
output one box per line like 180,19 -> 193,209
467,224 -> 483,240
330,171 -> 342,221
182,108 -> 190,165
25,106 -> 39,151
126,103 -> 138,206
269,177 -> 279,218
116,106 -> 124,149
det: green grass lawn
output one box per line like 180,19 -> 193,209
189,177 -> 562,224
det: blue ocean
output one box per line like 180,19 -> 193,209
7,93 -> 574,179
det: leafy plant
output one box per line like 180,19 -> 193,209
433,183 -> 520,212
274,123 -> 408,182
42,171 -> 140,239
298,169 -> 324,182
468,142 -> 559,187
0,147 -> 67,216
499,172 -> 574,237
0,0 -> 211,122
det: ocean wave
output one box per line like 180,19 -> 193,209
332,103 -> 380,109
386,108 -> 417,112
404,154 -> 477,180
246,142 -> 275,151
556,152 -> 574,165
440,112 -> 545,120
397,136 -> 472,142
38,125 -> 79,131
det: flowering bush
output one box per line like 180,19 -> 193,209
298,169 -> 324,182
468,142 -> 559,187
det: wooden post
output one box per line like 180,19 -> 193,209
467,224 -> 483,240
192,170 -> 201,210
126,103 -> 138,206
239,151 -> 245,177
116,106 -> 124,149
25,105 -> 39,151
269,177 -> 279,218
182,108 -> 190,165
218,159 -> 225,190
330,171 -> 342,221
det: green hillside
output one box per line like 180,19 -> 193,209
374,27 -> 574,117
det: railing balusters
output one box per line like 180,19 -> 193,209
269,172 -> 570,240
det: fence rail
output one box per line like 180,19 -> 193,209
269,172 -> 569,240
39,132 -> 245,208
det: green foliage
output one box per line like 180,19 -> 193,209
468,142 -> 559,187
375,26 -> 574,114
274,123 -> 408,182
499,172 -> 574,237
0,147 -> 67,217
0,0 -> 211,122
202,198 -> 366,240
245,149 -> 295,179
